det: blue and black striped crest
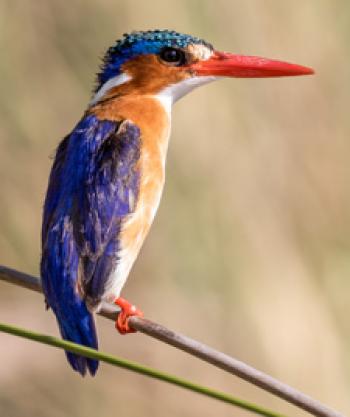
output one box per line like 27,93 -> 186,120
96,30 -> 213,92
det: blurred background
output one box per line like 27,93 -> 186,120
1,1 -> 349,416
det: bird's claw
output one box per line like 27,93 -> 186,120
115,297 -> 144,334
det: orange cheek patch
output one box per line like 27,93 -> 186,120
120,54 -> 190,95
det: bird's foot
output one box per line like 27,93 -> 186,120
114,297 -> 144,334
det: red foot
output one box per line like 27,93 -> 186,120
115,297 -> 144,334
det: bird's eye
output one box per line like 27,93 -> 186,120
159,47 -> 186,66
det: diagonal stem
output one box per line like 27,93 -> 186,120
0,321 -> 286,417
0,264 -> 345,417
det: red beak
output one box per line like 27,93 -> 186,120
190,51 -> 314,78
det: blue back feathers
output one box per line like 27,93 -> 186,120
96,29 -> 213,92
41,114 -> 141,376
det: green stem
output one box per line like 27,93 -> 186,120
0,321 -> 287,417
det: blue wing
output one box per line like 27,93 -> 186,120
41,114 -> 141,376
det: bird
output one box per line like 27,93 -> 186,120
40,29 -> 314,376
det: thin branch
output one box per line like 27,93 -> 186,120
0,264 -> 344,417
0,321 -> 287,417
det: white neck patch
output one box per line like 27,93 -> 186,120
90,73 -> 132,106
155,75 -> 217,117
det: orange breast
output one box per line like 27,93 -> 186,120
118,97 -> 170,250
92,95 -> 171,298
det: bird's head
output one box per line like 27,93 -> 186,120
91,30 -> 314,108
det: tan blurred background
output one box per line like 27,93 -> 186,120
0,1 -> 349,416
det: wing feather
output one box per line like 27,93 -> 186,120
41,113 -> 141,313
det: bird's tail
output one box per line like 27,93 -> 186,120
41,218 -> 99,376
55,301 -> 99,376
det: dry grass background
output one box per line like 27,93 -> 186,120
0,1 -> 349,416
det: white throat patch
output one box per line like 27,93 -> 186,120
155,75 -> 217,117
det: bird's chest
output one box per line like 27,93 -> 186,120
95,96 -> 171,298
119,128 -> 169,253
118,96 -> 170,248
108,126 -> 169,298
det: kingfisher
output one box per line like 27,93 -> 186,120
40,29 -> 313,376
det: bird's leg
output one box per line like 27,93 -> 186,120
114,297 -> 144,334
